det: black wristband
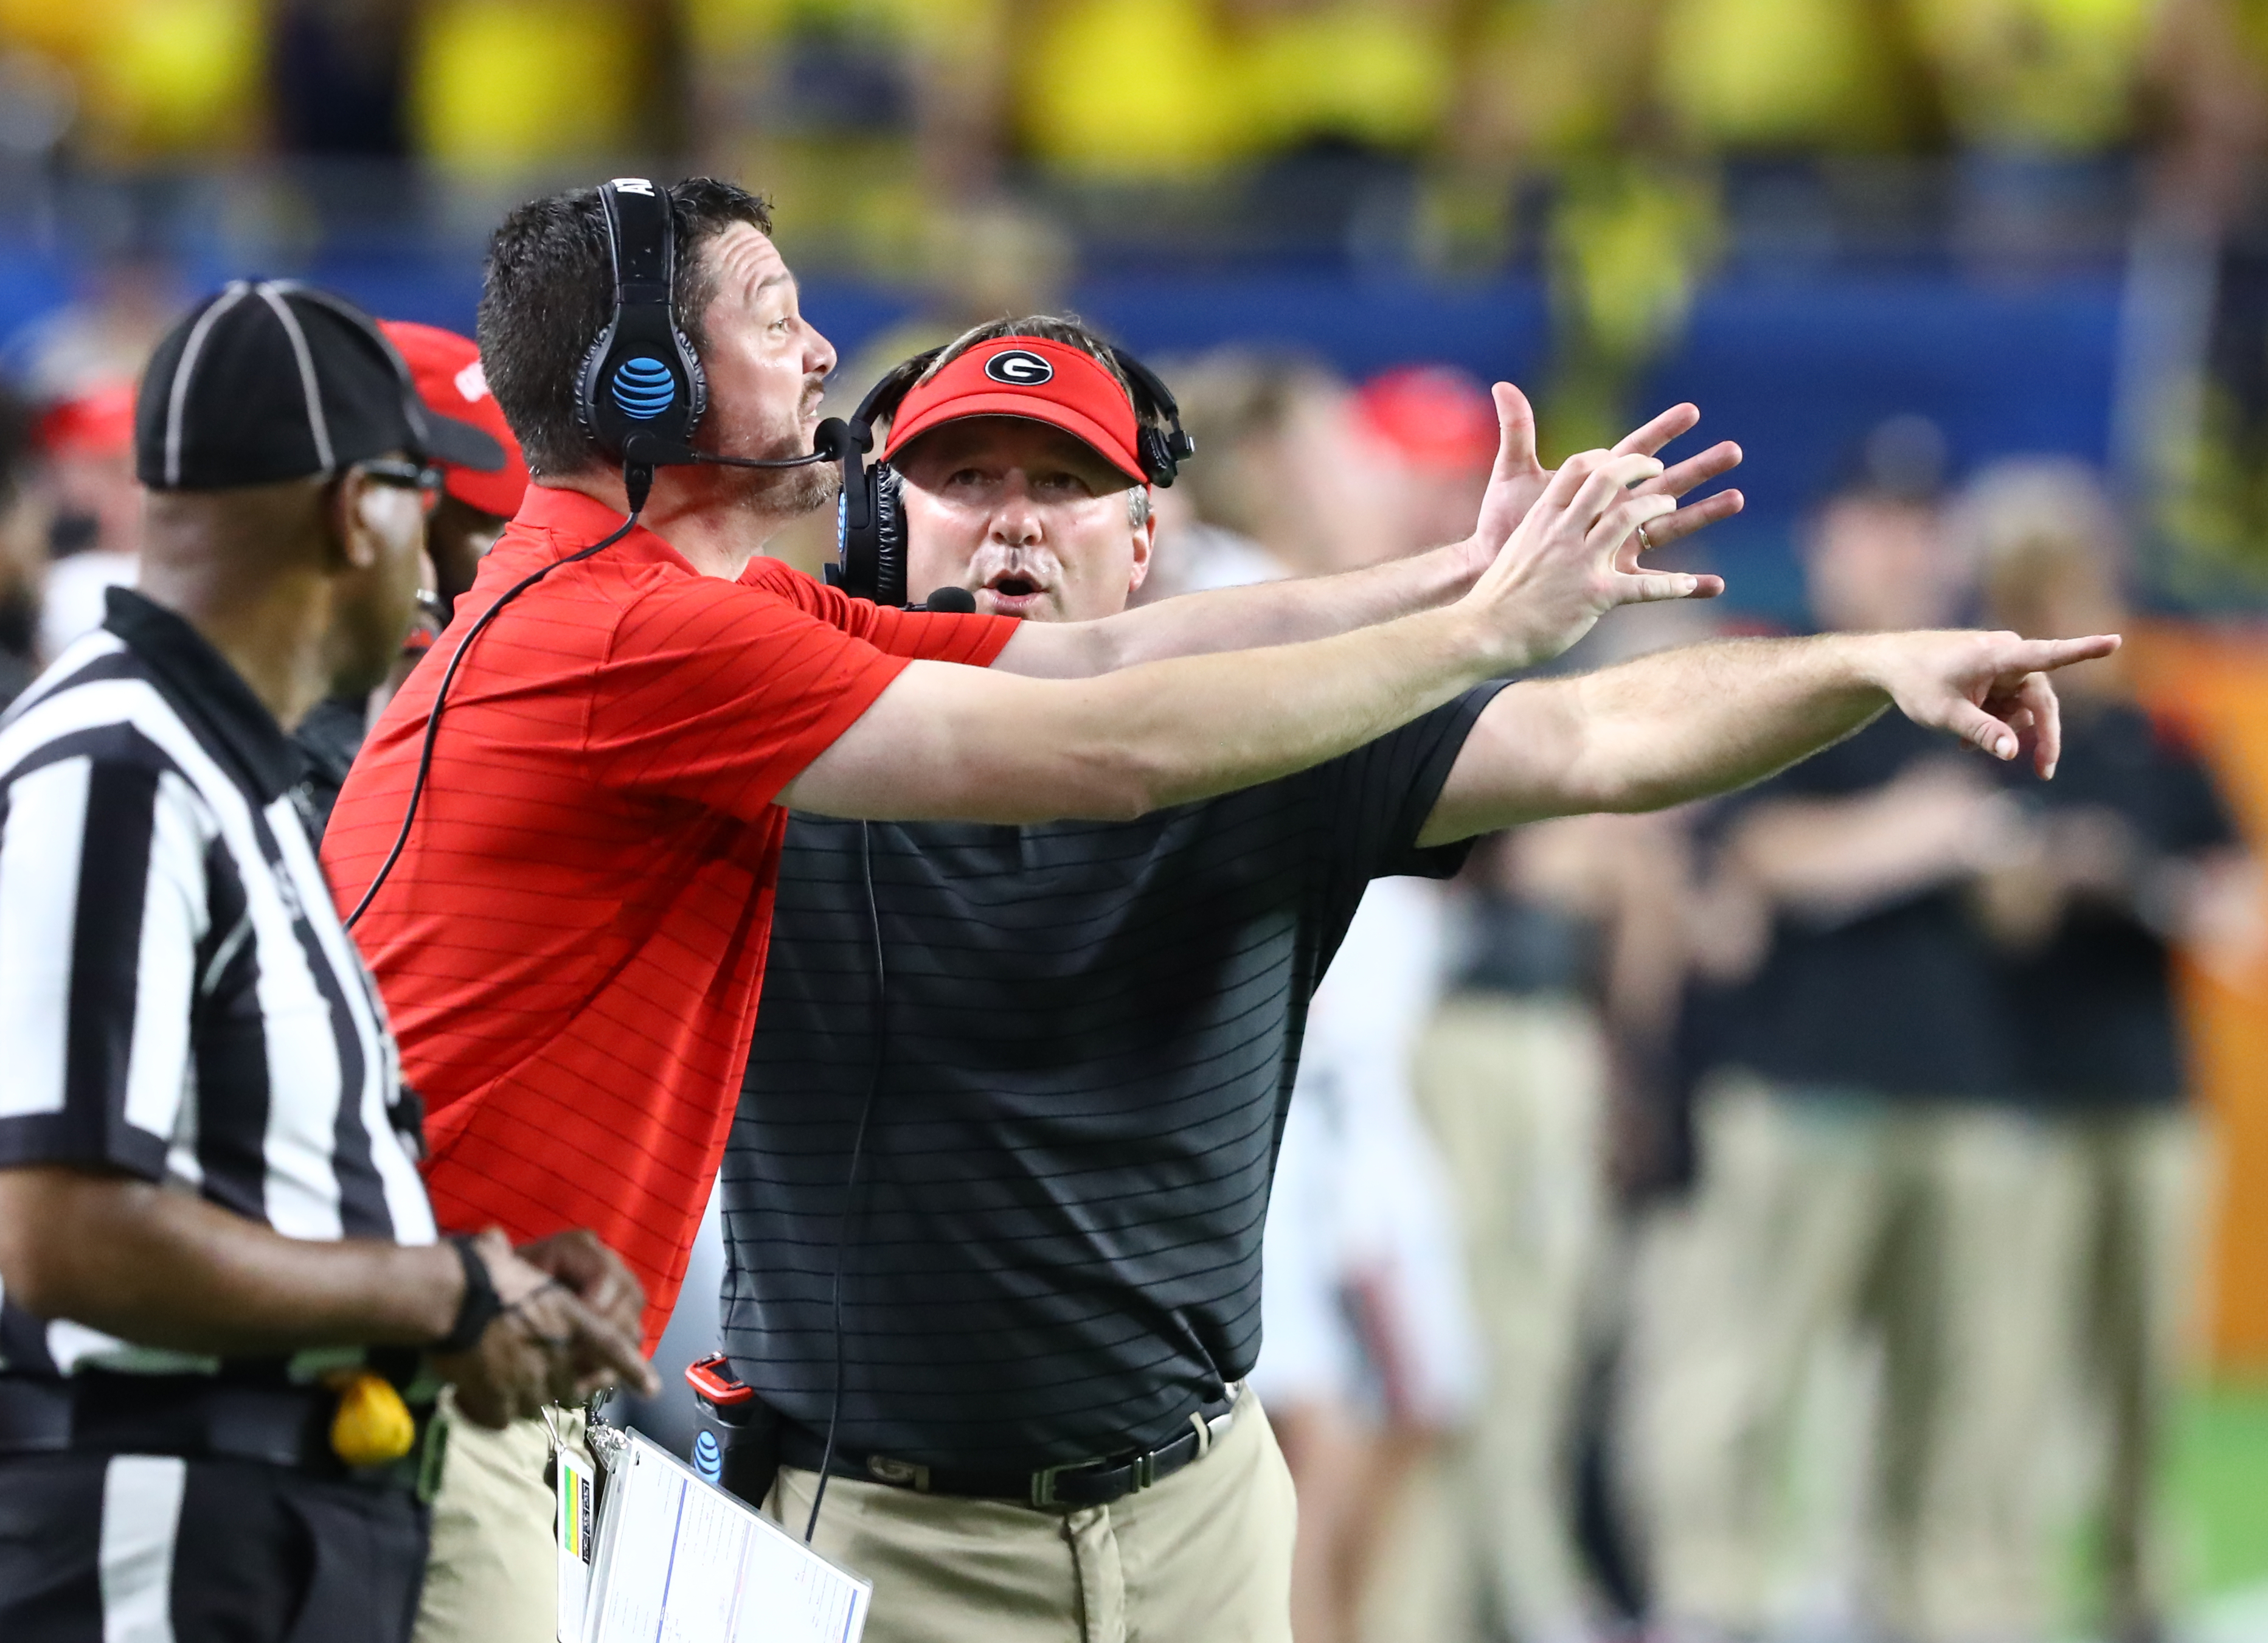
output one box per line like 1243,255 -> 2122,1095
437,1235 -> 504,1355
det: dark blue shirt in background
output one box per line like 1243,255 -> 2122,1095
1994,701 -> 2238,1106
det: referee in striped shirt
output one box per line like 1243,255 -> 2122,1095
0,282 -> 654,1642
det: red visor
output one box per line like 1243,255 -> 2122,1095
882,336 -> 1147,484
378,319 -> 532,520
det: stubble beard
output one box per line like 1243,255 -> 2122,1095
716,393 -> 839,518
697,440 -> 840,522
765,456 -> 840,518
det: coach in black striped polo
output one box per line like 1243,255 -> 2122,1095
726,316 -> 2121,1643
0,282 -> 653,1643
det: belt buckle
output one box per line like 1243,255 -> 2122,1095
1030,1453 -> 1108,1509
866,1454 -> 931,1492
1030,1445 -> 1154,1509
1030,1458 -> 1075,1509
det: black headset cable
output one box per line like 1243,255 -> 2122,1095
344,512 -> 641,929
804,818 -> 887,1543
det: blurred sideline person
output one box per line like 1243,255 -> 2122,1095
1409,807 -> 1694,1643
26,381 -> 143,662
1626,445 -> 2076,1643
1136,355 -> 1496,598
375,321 -> 532,613
1255,872 -> 1482,1643
1353,364 -> 1508,560
1253,363 -> 1503,1643
1968,459 -> 2258,1643
720,314 -> 2114,1643
0,281 -> 651,1643
324,177 -> 1749,1643
1334,368 -> 1688,1643
0,387 -> 35,707
294,320 -> 530,838
1147,355 -> 1492,1638
1137,348 -> 1397,602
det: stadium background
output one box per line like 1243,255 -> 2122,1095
2,0 -> 2267,1633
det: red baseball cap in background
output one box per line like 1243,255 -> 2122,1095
378,320 -> 530,519
881,336 -> 1147,484
35,381 -> 138,459
1356,365 -> 1500,470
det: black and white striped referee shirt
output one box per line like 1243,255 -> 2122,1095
0,588 -> 436,1382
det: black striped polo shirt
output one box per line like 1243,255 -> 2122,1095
723,683 -> 1502,1470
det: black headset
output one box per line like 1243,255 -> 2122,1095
575,178 -> 708,504
826,341 -> 1196,607
574,177 -> 847,512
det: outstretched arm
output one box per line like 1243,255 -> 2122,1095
1416,628 -> 2123,847
992,386 -> 1743,678
784,450 -> 1710,824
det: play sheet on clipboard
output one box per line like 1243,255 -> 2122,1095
572,1428 -> 871,1643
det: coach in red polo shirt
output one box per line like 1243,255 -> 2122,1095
324,177 -> 1765,1642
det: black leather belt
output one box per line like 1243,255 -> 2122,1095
775,1384 -> 1245,1510
0,1372 -> 431,1490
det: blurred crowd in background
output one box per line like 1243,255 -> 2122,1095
24,4 -> 2268,592
7,6 -> 2268,1643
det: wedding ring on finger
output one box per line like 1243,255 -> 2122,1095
1635,523 -> 1654,552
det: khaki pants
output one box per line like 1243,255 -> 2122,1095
766,1394 -> 1298,1643
412,1399 -> 591,1643
1390,995 -> 1606,1643
1626,1075 -> 2076,1643
2053,1106 -> 2206,1634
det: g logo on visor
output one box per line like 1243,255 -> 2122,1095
983,349 -> 1055,386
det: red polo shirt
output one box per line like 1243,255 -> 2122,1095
325,486 -> 1014,1343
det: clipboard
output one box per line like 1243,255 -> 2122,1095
570,1426 -> 872,1643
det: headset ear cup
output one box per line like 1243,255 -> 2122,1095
675,326 -> 708,431
576,333 -> 608,442
873,466 -> 908,608
1138,426 -> 1175,487
836,457 -> 883,601
577,311 -> 631,455
1107,345 -> 1191,487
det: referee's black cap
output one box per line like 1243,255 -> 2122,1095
135,280 -> 505,492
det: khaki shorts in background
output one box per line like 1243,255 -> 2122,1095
412,1395 -> 591,1643
767,1392 -> 1299,1643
